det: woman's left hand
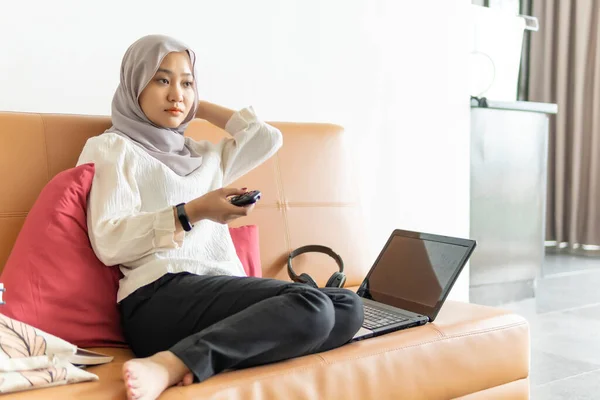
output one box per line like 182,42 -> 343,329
195,101 -> 234,130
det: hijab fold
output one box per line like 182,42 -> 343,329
106,34 -> 202,176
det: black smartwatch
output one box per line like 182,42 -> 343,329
175,203 -> 193,232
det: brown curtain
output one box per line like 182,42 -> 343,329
528,0 -> 600,255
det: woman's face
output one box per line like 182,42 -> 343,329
139,51 -> 195,129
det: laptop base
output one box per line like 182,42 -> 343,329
351,298 -> 428,342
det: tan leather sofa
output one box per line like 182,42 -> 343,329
0,112 -> 530,399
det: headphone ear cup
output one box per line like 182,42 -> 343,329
299,273 -> 319,289
326,272 -> 347,288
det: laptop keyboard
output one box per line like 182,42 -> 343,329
363,304 -> 409,329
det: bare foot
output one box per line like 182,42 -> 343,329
122,351 -> 190,400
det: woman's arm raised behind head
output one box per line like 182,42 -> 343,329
219,106 -> 283,186
195,101 -> 235,131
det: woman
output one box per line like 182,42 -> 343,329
77,34 -> 363,400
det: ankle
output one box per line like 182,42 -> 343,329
151,351 -> 190,385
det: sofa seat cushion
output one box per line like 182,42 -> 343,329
0,300 -> 529,400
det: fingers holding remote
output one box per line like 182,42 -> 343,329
230,190 -> 261,207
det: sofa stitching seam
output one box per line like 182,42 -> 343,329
455,376 -> 529,398
201,359 -> 327,393
322,321 -> 528,365
0,213 -> 29,218
273,151 -> 291,253
284,202 -> 354,207
40,114 -> 50,182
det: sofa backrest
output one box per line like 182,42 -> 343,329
0,112 -> 371,287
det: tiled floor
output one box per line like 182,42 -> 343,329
502,253 -> 600,399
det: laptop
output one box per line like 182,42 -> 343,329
351,229 -> 476,341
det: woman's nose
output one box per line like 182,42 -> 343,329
168,85 -> 184,103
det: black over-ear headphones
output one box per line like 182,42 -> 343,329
287,245 -> 346,289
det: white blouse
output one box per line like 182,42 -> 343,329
76,107 -> 283,302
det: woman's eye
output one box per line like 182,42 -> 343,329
156,78 -> 169,84
183,81 -> 194,88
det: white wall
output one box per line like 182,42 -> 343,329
1,0 -> 472,302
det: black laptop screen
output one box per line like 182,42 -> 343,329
357,231 -> 475,320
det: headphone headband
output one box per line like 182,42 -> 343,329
287,245 -> 345,285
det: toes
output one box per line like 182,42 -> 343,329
124,366 -> 136,381
125,375 -> 139,390
123,362 -> 133,373
126,387 -> 137,400
129,387 -> 144,400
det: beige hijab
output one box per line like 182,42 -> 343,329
106,34 -> 202,176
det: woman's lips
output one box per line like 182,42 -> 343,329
166,109 -> 183,115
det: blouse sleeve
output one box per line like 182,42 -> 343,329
76,135 -> 184,266
220,106 -> 283,186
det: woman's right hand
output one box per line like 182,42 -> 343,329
187,187 -> 255,225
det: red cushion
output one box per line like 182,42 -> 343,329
229,225 -> 262,277
0,163 -> 126,348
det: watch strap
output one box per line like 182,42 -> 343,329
175,203 -> 193,232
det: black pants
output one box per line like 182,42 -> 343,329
119,273 -> 363,382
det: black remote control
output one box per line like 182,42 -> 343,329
230,190 -> 261,206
